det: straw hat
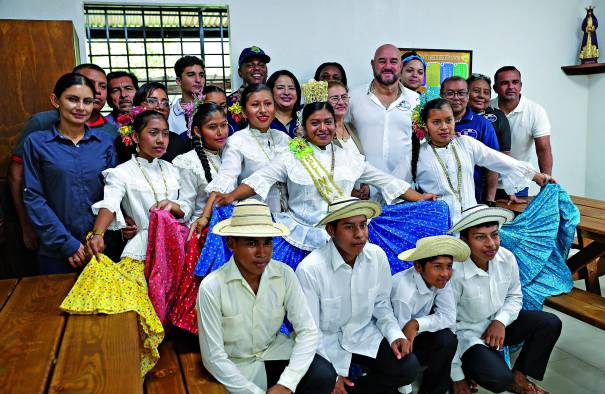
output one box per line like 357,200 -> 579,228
317,196 -> 382,226
448,204 -> 515,234
398,235 -> 471,262
212,199 -> 290,237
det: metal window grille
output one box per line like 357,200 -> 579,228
84,5 -> 231,103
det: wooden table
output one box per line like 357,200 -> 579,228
498,195 -> 605,294
0,274 -> 142,394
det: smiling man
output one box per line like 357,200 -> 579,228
296,197 -> 420,394
197,200 -> 335,394
104,71 -> 139,127
449,205 -> 561,394
169,55 -> 206,135
348,44 -> 419,197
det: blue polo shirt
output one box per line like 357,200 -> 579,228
455,107 -> 500,202
23,126 -> 117,271
12,110 -> 119,161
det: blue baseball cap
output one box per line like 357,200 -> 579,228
238,46 -> 271,66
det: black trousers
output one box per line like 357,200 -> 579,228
348,338 -> 420,394
461,310 -> 562,393
413,329 -> 458,394
265,353 -> 336,394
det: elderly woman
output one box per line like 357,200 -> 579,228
266,70 -> 302,137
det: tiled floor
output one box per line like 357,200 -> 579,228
473,279 -> 605,394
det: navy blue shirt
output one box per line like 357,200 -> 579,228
23,126 -> 117,262
455,107 -> 500,202
12,109 -> 119,160
270,114 -> 299,138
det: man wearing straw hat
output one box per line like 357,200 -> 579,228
391,235 -> 470,394
448,205 -> 561,394
296,196 -> 419,394
196,200 -> 336,394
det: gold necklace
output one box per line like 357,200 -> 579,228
299,142 -> 343,203
134,156 -> 168,204
431,142 -> 463,208
252,129 -> 275,160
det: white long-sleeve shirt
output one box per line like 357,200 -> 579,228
390,267 -> 456,336
413,135 -> 535,223
296,240 -> 404,377
172,149 -> 220,224
449,247 -> 523,381
242,143 -> 409,250
205,126 -> 290,212
197,258 -> 318,394
91,155 -> 186,260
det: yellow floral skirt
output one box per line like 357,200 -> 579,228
60,254 -> 164,376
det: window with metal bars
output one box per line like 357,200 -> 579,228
84,5 -> 231,105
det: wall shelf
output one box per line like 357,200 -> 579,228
561,63 -> 605,75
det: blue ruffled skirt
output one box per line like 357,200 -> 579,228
500,184 -> 579,311
194,200 -> 452,276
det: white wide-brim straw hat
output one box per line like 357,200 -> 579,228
448,204 -> 515,234
317,196 -> 382,226
398,235 -> 471,262
212,199 -> 291,237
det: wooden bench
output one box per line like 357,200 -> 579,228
497,195 -> 605,330
0,274 -> 142,393
145,331 -> 227,393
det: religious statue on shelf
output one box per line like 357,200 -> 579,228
579,6 -> 599,64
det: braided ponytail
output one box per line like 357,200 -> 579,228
193,137 -> 213,183
411,132 -> 421,185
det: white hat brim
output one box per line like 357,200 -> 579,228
448,206 -> 514,234
212,219 -> 291,237
398,236 -> 470,262
317,200 -> 382,226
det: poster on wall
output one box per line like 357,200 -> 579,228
399,48 -> 473,97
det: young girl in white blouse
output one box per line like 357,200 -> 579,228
205,83 -> 291,212
409,98 -> 553,223
61,110 -> 187,376
169,102 -> 228,334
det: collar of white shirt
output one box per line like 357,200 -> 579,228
462,258 -> 490,279
329,239 -> 372,271
412,269 -> 434,295
223,257 -> 284,287
171,98 -> 185,116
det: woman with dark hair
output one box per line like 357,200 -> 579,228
409,98 -> 551,223
195,81 -> 444,276
314,62 -> 348,86
169,102 -> 229,334
23,73 -> 117,274
400,51 -> 426,92
61,109 -> 188,376
266,70 -> 302,137
205,83 -> 291,213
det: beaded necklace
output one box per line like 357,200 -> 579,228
203,148 -> 221,173
251,129 -> 275,160
134,156 -> 168,204
430,142 -> 463,208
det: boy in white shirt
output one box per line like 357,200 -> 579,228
391,235 -> 471,394
197,200 -> 336,394
449,205 -> 561,394
296,196 -> 419,394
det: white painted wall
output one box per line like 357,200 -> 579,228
1,0 -> 598,197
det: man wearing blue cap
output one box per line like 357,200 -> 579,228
227,46 -> 271,132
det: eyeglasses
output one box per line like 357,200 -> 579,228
145,97 -> 171,108
329,94 -> 349,103
444,90 -> 469,98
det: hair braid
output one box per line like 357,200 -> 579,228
193,137 -> 213,183
411,132 -> 421,186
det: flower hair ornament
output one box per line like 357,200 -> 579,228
183,89 -> 206,138
411,92 -> 439,141
118,105 -> 146,146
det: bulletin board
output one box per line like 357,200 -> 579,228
399,48 -> 473,97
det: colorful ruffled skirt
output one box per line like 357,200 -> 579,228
60,255 -> 164,376
500,184 -> 579,310
194,200 -> 452,276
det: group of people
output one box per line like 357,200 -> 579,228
7,41 -> 577,394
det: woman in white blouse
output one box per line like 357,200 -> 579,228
170,102 -> 228,334
409,98 -> 553,223
61,110 -> 187,375
196,99 -> 442,274
205,83 -> 290,212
